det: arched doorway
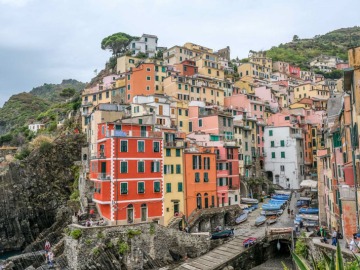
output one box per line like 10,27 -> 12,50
127,204 -> 134,224
198,219 -> 207,232
197,193 -> 202,209
224,212 -> 231,226
141,203 -> 147,222
221,193 -> 226,206
204,193 -> 209,208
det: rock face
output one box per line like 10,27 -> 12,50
65,223 -> 212,270
0,134 -> 85,254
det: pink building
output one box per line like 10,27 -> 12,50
289,65 -> 301,78
336,62 -> 349,70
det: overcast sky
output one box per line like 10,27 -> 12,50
0,0 -> 359,107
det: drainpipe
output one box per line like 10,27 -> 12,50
348,91 -> 360,232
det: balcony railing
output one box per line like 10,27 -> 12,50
90,152 -> 106,160
164,141 -> 184,148
97,173 -> 111,180
291,133 -> 303,139
81,101 -> 93,107
107,130 -> 162,138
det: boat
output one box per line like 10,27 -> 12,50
299,208 -> 319,215
241,198 -> 259,204
274,190 -> 292,195
255,215 -> 266,226
272,195 -> 289,200
211,229 -> 234,240
262,204 -> 282,211
298,214 -> 319,221
267,216 -> 277,225
235,212 -> 248,224
243,237 -> 257,248
261,209 -> 283,216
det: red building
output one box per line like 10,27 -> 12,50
174,60 -> 198,76
90,121 -> 164,225
289,65 -> 301,77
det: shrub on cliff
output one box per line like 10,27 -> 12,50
15,147 -> 31,160
29,135 -> 53,150
70,229 -> 82,240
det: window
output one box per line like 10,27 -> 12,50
178,182 -> 183,192
166,183 -> 171,193
120,182 -> 128,194
284,116 -> 290,121
269,130 -> 273,136
271,141 -> 275,147
121,162 -> 128,173
280,165 -> 285,172
281,152 -> 285,158
176,149 -> 181,157
138,161 -> 145,173
138,182 -> 145,194
195,172 -> 200,182
198,119 -> 203,127
166,149 -> 171,156
192,155 -> 202,169
146,76 -> 151,81
208,69 -> 211,74
271,152 -> 275,159
204,157 -> 210,170
138,141 -> 145,152
254,105 -> 257,111
151,161 -> 160,172
153,141 -> 160,152
280,140 -> 285,147
154,181 -> 160,192
185,85 -> 188,90
189,122 -> 193,132
176,164 -> 181,174
178,109 -> 182,115
178,84 -> 182,90
120,141 -> 128,152
204,172 -> 209,182
179,121 -> 183,127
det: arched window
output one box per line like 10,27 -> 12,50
127,204 -> 134,224
204,193 -> 209,208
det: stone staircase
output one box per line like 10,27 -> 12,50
167,216 -> 184,229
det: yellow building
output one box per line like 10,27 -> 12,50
238,63 -> 271,80
249,51 -> 272,69
163,75 -> 225,106
293,82 -> 330,101
194,53 -> 225,80
234,77 -> 255,94
163,133 -> 185,226
170,100 -> 189,133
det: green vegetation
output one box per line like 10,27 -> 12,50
295,232 -> 308,258
97,232 -> 105,239
290,242 -> 360,270
85,239 -> 93,245
70,229 -> 82,240
101,32 -> 136,56
118,241 -> 129,254
39,141 -> 53,154
127,229 -> 141,238
15,147 -> 31,160
149,223 -> 155,235
91,247 -> 100,257
70,165 -> 80,201
264,27 -> 360,69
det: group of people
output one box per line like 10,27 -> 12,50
44,240 -> 54,267
318,226 -> 343,246
85,217 -> 106,227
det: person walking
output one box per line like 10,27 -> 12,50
331,228 -> 337,246
321,226 -> 328,243
47,250 -> 54,267
44,240 -> 51,253
287,208 -> 290,217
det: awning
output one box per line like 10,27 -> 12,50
300,179 -> 317,189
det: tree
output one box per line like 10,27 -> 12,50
293,35 -> 300,42
60,88 -> 76,98
101,32 -> 135,56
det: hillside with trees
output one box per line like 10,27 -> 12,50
264,26 -> 360,70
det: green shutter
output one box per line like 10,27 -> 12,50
154,182 -> 160,192
204,172 -> 209,182
271,141 -> 274,147
166,149 -> 171,156
166,183 -> 171,193
121,183 -> 128,194
178,182 -> 183,192
281,152 -> 285,158
176,164 -> 181,174
138,182 -> 144,193
176,149 -> 181,157
171,165 -> 174,174
272,152 -> 275,159
280,140 -> 285,147
269,130 -> 273,136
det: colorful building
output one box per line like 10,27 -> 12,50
89,122 -> 164,225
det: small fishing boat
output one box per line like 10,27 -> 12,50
241,198 -> 259,204
299,208 -> 319,215
211,229 -> 234,240
262,204 -> 282,211
298,214 -> 319,221
243,237 -> 257,248
255,215 -> 266,226
272,195 -> 289,201
267,216 -> 277,225
274,190 -> 292,195
261,209 -> 283,216
235,212 -> 248,224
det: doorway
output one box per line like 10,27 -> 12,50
141,204 -> 147,222
127,204 -> 134,224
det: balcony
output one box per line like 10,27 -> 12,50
291,133 -> 303,139
224,141 -> 237,147
107,130 -> 162,138
164,141 -> 185,148
82,101 -> 93,107
97,173 -> 111,180
90,152 -> 106,160
228,184 -> 239,191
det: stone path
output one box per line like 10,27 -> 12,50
175,195 -> 296,270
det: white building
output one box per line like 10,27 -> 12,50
132,95 -> 172,128
130,34 -> 158,58
310,55 -> 338,72
28,123 -> 45,133
264,126 -> 304,189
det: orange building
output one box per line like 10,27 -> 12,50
174,60 -> 198,76
183,147 -> 217,217
89,121 -> 164,225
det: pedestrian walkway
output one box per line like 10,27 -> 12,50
175,194 -> 296,270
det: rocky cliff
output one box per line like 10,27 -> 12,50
0,134 -> 85,254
